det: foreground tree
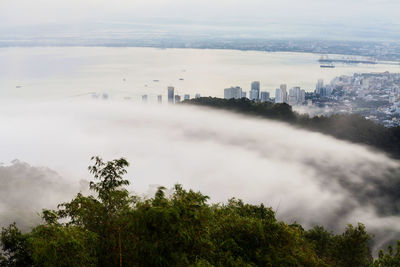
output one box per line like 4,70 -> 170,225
56,156 -> 133,267
0,156 -> 384,266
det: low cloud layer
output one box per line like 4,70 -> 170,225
0,160 -> 86,230
0,100 -> 399,252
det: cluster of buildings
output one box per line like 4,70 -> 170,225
275,84 -> 306,105
308,72 -> 400,127
142,86 -> 201,104
222,73 -> 400,127
224,81 -> 272,102
107,71 -> 400,128
224,81 -> 305,106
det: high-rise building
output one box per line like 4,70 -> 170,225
195,93 -> 201,99
288,88 -> 297,105
288,87 -> 303,105
280,84 -> 288,103
224,86 -> 242,99
320,86 -> 332,98
260,91 -> 270,102
316,79 -> 324,94
300,89 -> 306,103
275,88 -> 283,103
157,95 -> 162,103
184,94 -> 190,100
249,89 -> 259,101
168,86 -> 174,103
174,95 -> 181,103
251,81 -> 260,100
241,91 -> 247,98
142,94 -> 148,102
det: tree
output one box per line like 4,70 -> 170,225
56,156 -> 133,267
0,223 -> 33,267
372,241 -> 400,267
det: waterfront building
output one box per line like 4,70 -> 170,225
260,91 -> 270,102
316,79 -> 324,94
224,86 -> 242,99
168,86 -> 174,103
249,89 -> 259,101
275,88 -> 283,103
280,84 -> 288,103
251,81 -> 260,100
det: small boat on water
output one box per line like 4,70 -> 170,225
153,80 -> 159,82
179,78 -> 184,81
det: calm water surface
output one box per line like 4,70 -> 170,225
0,47 -> 399,101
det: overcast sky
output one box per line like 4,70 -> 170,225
1,0 -> 399,26
1,0 -> 399,41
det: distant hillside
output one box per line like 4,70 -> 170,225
183,97 -> 400,158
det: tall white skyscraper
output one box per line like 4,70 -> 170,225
224,86 -> 242,99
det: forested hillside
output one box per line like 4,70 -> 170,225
183,97 -> 400,159
1,157 -> 399,266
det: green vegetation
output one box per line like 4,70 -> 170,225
183,97 -> 400,158
0,157 -> 398,266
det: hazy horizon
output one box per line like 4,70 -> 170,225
1,0 -> 400,41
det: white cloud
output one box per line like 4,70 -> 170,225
0,100 -> 400,253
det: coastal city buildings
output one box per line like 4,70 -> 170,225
224,86 -> 242,99
308,72 -> 400,127
134,71 -> 399,128
250,81 -> 260,101
168,86 -> 174,103
260,91 -> 270,102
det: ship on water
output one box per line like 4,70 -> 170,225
318,55 -> 377,65
320,63 -> 335,68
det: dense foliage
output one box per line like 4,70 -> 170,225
183,97 -> 400,158
0,157 -> 397,266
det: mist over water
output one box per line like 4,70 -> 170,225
1,100 -> 400,252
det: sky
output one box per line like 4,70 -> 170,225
1,0 -> 399,40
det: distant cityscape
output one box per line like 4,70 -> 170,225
93,71 -> 400,128
222,72 -> 400,127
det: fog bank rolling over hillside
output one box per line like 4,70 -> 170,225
0,100 -> 399,251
